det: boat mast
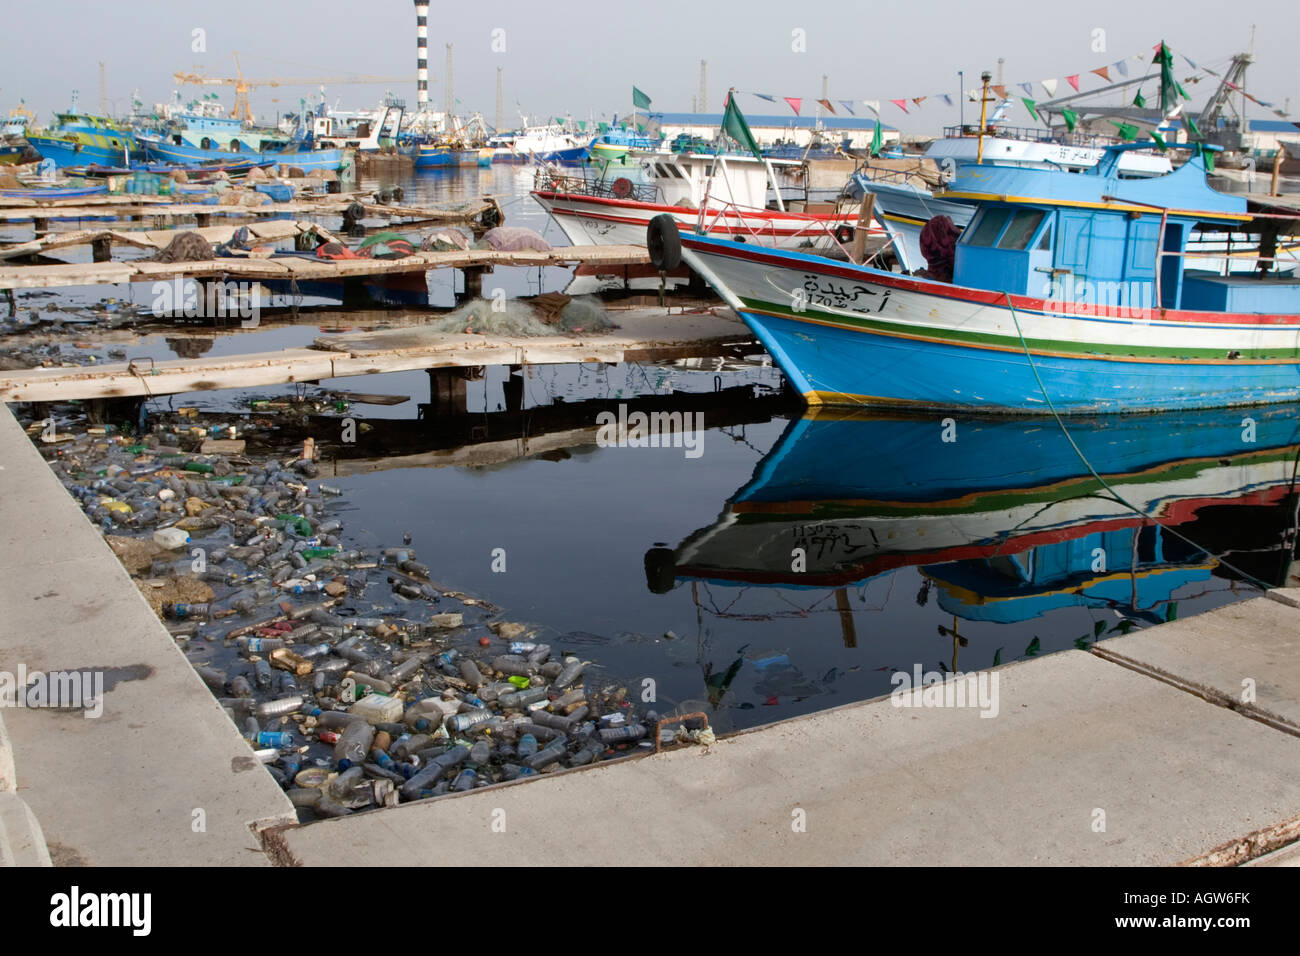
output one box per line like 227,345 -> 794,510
976,71 -> 992,164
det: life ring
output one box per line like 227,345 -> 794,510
611,177 -> 633,199
834,224 -> 855,245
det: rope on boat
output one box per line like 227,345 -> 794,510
1002,292 -> 1277,592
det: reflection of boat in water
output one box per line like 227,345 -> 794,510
647,405 -> 1300,626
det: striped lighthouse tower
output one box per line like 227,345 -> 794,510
414,0 -> 429,109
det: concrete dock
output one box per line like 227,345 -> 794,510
0,404 -> 296,865
1,392 -> 1299,865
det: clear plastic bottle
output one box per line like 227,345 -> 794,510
446,709 -> 494,733
334,719 -> 375,765
553,657 -> 586,691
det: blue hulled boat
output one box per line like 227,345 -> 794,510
140,113 -> 344,172
665,142 -> 1300,414
649,405 -> 1300,620
26,112 -> 138,168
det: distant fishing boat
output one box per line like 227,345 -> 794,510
26,112 -> 137,168
664,141 -> 1300,414
0,180 -> 106,200
590,127 -> 661,165
139,113 -> 344,172
411,143 -> 480,168
489,125 -> 593,165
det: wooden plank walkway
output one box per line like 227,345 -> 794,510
0,306 -> 748,402
0,219 -> 339,261
0,192 -> 494,224
0,244 -> 650,290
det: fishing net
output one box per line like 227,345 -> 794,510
143,231 -> 214,263
425,294 -> 613,336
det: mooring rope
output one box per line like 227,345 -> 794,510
1002,292 -> 1277,592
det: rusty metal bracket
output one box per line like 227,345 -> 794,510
653,711 -> 710,753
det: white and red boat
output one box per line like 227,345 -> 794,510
532,151 -> 881,292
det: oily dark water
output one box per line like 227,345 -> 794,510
9,167 -> 1300,734
317,402 -> 1298,733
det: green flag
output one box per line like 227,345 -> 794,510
1021,97 -> 1039,123
1110,120 -> 1139,141
1199,144 -> 1215,172
598,121 -> 609,133
722,93 -> 764,161
870,119 -> 883,157
1150,131 -> 1167,151
1133,90 -> 1146,109
578,120 -> 586,131
1186,115 -> 1201,139
1154,41 -> 1187,114
636,123 -> 644,133
632,86 -> 652,110
1061,108 -> 1078,132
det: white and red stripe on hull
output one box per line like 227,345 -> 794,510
532,189 -> 875,251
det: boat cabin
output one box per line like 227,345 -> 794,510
945,145 -> 1300,315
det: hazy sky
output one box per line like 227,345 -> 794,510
3,0 -> 1295,133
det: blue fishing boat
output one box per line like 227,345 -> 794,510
0,182 -> 108,200
649,405 -> 1300,619
140,113 -> 344,172
26,112 -> 137,168
411,143 -> 479,169
661,142 -> 1300,414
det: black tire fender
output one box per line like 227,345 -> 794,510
647,213 -> 682,271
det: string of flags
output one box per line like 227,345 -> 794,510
728,42 -> 1288,123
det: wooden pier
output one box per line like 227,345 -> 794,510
0,242 -> 649,291
0,306 -> 750,403
0,192 -> 498,227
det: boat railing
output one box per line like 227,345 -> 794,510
535,168 -> 662,203
941,124 -> 1130,150
692,196 -> 898,266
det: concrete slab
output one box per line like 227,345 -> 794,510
0,794 -> 52,866
1246,841 -> 1300,866
0,405 -> 295,866
281,651 -> 1300,867
1094,597 -> 1300,734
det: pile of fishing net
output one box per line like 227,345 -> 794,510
426,293 -> 613,336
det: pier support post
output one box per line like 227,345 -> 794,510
32,217 -> 47,240
195,213 -> 211,228
85,396 -> 145,428
426,367 -> 469,417
503,364 -> 524,412
341,277 -> 372,308
91,237 -> 112,263
461,265 -> 488,301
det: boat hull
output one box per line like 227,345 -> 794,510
412,145 -> 479,168
533,190 -> 860,251
27,136 -> 128,168
680,233 -> 1300,414
143,140 -> 343,172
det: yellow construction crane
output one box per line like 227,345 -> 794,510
173,53 -> 409,123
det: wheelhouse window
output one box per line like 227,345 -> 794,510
997,210 -> 1046,250
967,208 -> 1012,246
